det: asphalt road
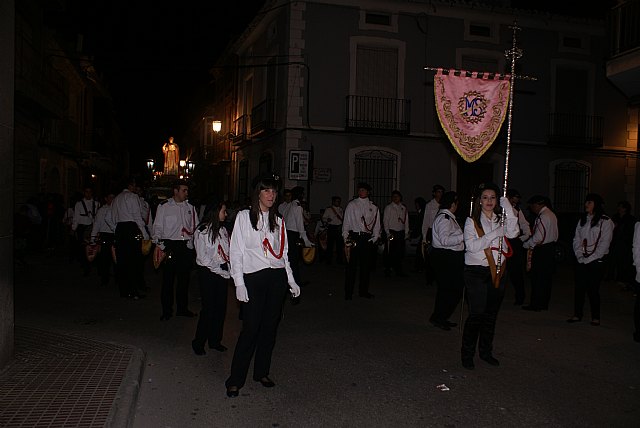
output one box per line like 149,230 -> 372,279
14,249 -> 640,427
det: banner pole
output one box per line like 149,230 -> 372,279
495,21 -> 523,280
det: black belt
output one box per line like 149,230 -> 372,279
350,231 -> 372,237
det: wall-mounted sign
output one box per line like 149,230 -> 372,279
289,150 -> 310,180
313,168 -> 331,182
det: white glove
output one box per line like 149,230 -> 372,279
302,235 -> 314,247
499,197 -> 515,217
235,285 -> 249,302
289,283 -> 301,298
484,227 -> 505,241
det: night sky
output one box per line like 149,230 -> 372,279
57,0 -> 611,173
58,0 -> 266,171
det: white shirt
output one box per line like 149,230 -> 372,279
383,202 -> 409,238
195,226 -> 231,279
422,198 -> 440,239
432,209 -> 464,251
111,189 -> 149,239
523,206 -> 559,249
152,197 -> 197,249
464,198 -> 519,266
279,200 -> 311,246
229,210 -> 296,288
513,206 -> 532,242
140,196 -> 151,225
572,215 -> 614,264
342,197 -> 381,241
72,198 -> 100,230
90,204 -> 116,240
322,205 -> 344,226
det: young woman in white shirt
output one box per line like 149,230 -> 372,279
192,199 -> 231,355
567,193 -> 614,326
225,174 -> 301,398
461,183 -> 519,370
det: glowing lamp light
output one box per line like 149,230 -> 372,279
146,159 -> 155,170
186,160 -> 195,172
179,160 -> 186,168
212,120 -> 222,133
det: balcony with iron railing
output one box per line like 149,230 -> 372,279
606,0 -> 640,99
40,118 -> 79,153
250,99 -> 275,137
548,113 -> 603,147
345,95 -> 411,134
233,114 -> 250,144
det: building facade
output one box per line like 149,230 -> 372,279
189,0 -> 639,224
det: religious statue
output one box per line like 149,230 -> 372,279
162,137 -> 180,176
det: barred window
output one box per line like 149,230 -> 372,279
553,161 -> 590,213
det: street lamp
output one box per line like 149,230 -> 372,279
146,159 -> 155,171
186,160 -> 195,173
212,120 -> 222,133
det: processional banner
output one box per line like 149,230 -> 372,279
434,69 -> 511,162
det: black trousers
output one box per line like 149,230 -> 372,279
114,222 -> 143,297
345,233 -> 374,297
325,224 -> 344,264
75,224 -> 91,273
461,265 -> 506,360
286,230 -> 302,284
161,240 -> 194,316
573,259 -> 605,320
506,238 -> 526,304
430,248 -> 465,323
226,268 -> 288,388
384,230 -> 406,274
193,266 -> 229,348
96,232 -> 114,284
529,243 -> 556,310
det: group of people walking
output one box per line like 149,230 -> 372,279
62,173 -> 639,398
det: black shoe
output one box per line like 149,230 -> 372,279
444,321 -> 458,328
176,310 -> 196,317
191,340 -> 206,356
359,292 -> 375,299
160,314 -> 172,321
462,358 -> 475,370
255,376 -> 275,388
128,293 -> 145,300
566,317 -> 581,323
209,343 -> 227,352
480,355 -> 500,366
226,386 -> 239,398
522,305 -> 541,312
290,296 -> 301,305
430,320 -> 451,331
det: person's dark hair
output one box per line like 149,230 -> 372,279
527,195 -> 546,206
198,199 -> 226,243
291,186 -> 305,201
439,191 -> 458,210
357,182 -> 372,192
506,188 -> 521,199
391,190 -> 402,199
580,193 -> 605,227
172,179 -> 188,191
331,196 -> 341,204
471,182 -> 501,224
617,200 -> 631,213
249,173 -> 281,232
415,197 -> 427,211
432,184 -> 445,194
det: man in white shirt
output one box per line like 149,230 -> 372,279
421,184 -> 444,285
505,189 -> 531,306
112,177 -> 149,299
322,196 -> 344,264
522,195 -> 559,311
342,182 -> 381,300
153,179 -> 197,320
72,186 -> 100,276
383,190 -> 409,277
278,186 -> 312,287
90,192 -> 116,286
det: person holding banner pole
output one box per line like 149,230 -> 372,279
461,183 -> 519,370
